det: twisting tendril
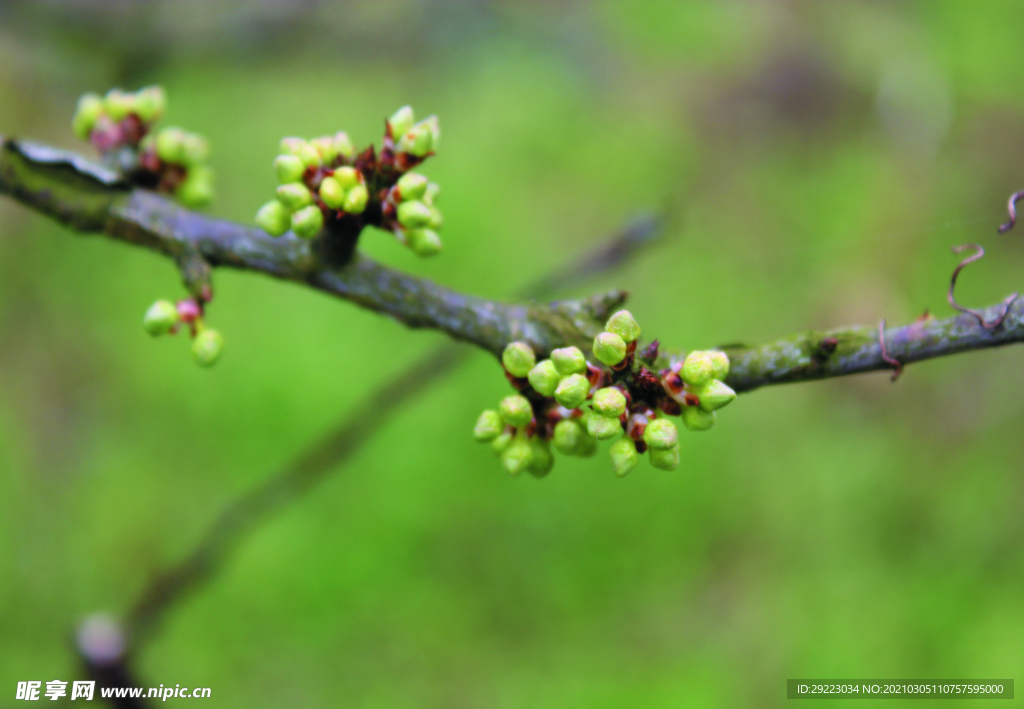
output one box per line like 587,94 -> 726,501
997,191 -> 1024,233
878,319 -> 902,382
948,244 -> 1018,329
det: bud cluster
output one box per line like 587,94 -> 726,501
142,297 -> 224,368
253,105 -> 444,256
473,310 -> 738,478
71,86 -> 214,208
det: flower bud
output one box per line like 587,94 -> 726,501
682,351 -> 715,386
527,359 -> 560,397
72,93 -> 104,139
709,350 -> 730,381
648,444 -> 680,471
333,131 -> 354,160
396,123 -> 433,157
103,89 -> 134,121
156,127 -> 187,164
593,332 -> 627,366
491,431 -> 513,454
502,434 -> 534,477
290,205 -> 324,239
310,136 -> 337,164
192,328 -> 224,367
318,176 -> 346,209
255,199 -> 292,237
609,437 -> 639,477
473,410 -> 504,442
643,418 -> 678,450
424,182 -> 441,205
407,228 -> 442,257
528,437 -> 553,478
396,172 -> 428,201
696,379 -> 736,412
551,346 -> 586,376
297,143 -> 321,169
592,387 -> 626,418
586,412 -> 621,441
397,200 -> 432,228
681,405 -> 715,432
134,85 -> 166,122
577,430 -> 598,457
421,115 -> 440,150
554,373 -> 589,409
605,310 -> 641,343
426,206 -> 443,230
553,419 -> 583,455
499,394 -> 533,428
388,105 -> 415,139
279,137 -> 307,156
143,299 -> 179,336
181,133 -> 210,166
276,183 -> 313,210
342,184 -> 369,214
334,166 -> 360,189
274,154 -> 306,184
177,168 -> 214,208
502,341 -> 536,377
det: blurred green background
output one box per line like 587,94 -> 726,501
2,1 -> 1024,706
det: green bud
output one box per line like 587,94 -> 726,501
276,183 -> 313,210
397,200 -> 432,228
424,182 -> 441,205
499,394 -> 533,428
554,373 -> 589,409
426,205 -> 443,230
681,405 -> 715,432
682,351 -> 715,387
134,85 -> 166,122
156,127 -> 187,164
605,310 -> 641,343
528,437 -> 553,478
552,419 -> 583,455
255,199 -> 292,237
333,131 -> 354,159
593,331 -> 627,366
473,410 -> 504,442
333,166 -> 360,189
577,430 -> 598,457
310,136 -> 337,164
502,434 -> 534,477
298,143 -> 321,169
72,93 -> 103,139
649,444 -> 680,471
586,412 -> 621,441
592,387 -> 626,418
192,328 -> 224,367
551,346 -> 586,376
421,115 -> 440,150
290,205 -> 324,239
502,341 -> 536,377
181,133 -> 210,166
279,137 -> 307,156
318,176 -> 346,209
643,418 -> 678,450
709,350 -> 730,381
143,299 -> 179,336
407,228 -> 442,257
274,154 -> 306,184
609,437 -> 640,477
396,172 -> 428,201
696,379 -> 736,412
176,168 -> 214,208
388,105 -> 415,138
103,88 -> 134,121
491,431 -> 513,454
527,359 -> 560,397
342,184 -> 369,214
396,122 -> 433,157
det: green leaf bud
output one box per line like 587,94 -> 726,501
696,379 -> 736,412
143,299 -> 179,336
527,359 -> 560,397
342,184 -> 369,214
134,85 -> 166,122
643,417 -> 678,450
550,346 -> 586,376
709,350 -> 730,381
501,434 -> 534,477
586,412 -> 621,441
176,168 -> 214,208
192,328 -> 224,367
276,183 -> 313,210
473,410 -> 504,442
593,331 -> 627,366
333,131 -> 354,159
297,143 -> 321,169
649,444 -> 680,471
554,373 -> 589,409
318,176 -> 346,209
397,200 -> 432,228
499,394 -> 533,428
407,228 -> 442,257
181,133 -> 210,166
310,135 -> 337,163
274,154 -> 306,184
396,172 -> 428,201
609,437 -> 640,477
156,127 -> 187,164
255,199 -> 292,237
592,387 -> 626,418
290,205 -> 324,239
491,431 -> 513,454
681,405 -> 715,432
424,182 -> 441,205
682,351 -> 715,387
279,137 -> 307,156
103,88 -> 134,121
528,437 -> 553,478
605,310 -> 641,343
396,122 -> 433,157
388,105 -> 415,139
333,166 -> 360,189
72,93 -> 103,139
552,419 -> 583,455
502,341 -> 536,377
426,205 -> 443,230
